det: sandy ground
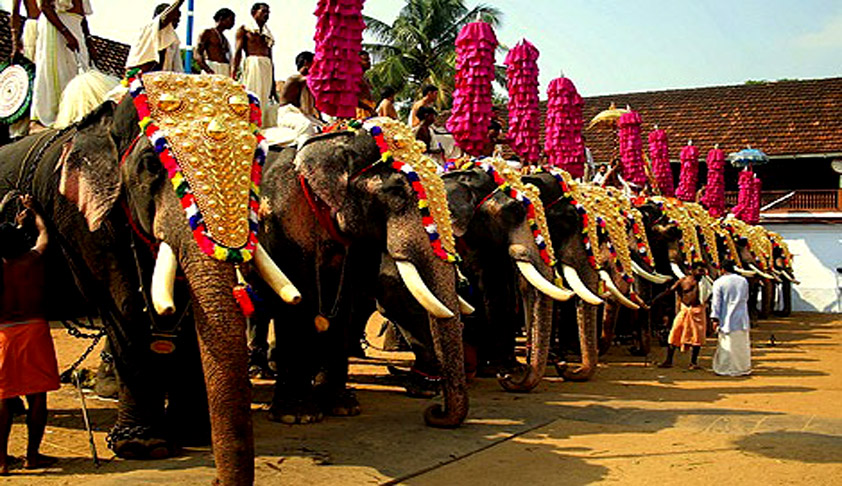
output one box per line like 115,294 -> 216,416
1,312 -> 840,485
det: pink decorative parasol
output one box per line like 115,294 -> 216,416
747,175 -> 762,224
732,168 -> 753,221
647,128 -> 674,197
504,39 -> 540,164
675,143 -> 700,202
701,147 -> 726,217
447,20 -> 498,156
544,77 -> 585,177
307,0 -> 366,119
617,110 -> 647,188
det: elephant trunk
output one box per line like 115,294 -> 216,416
498,225 -> 556,392
387,216 -> 467,428
180,249 -> 254,486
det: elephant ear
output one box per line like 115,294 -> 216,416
58,101 -> 122,232
294,131 -> 357,211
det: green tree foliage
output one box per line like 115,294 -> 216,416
364,0 -> 504,113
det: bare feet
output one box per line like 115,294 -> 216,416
688,363 -> 702,371
24,453 -> 57,470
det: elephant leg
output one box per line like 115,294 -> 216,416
599,302 -> 620,356
164,322 -> 211,448
109,366 -> 171,459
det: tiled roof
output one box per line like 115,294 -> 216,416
0,9 -> 129,78
490,77 -> 842,163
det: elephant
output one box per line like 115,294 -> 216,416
1,73 -> 295,485
258,119 -> 468,427
376,162 -> 572,394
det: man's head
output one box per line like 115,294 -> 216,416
252,3 -> 270,25
359,50 -> 371,71
295,51 -> 314,75
214,8 -> 235,30
722,260 -> 737,274
691,261 -> 707,279
598,164 -> 608,174
417,106 -> 437,125
0,222 -> 30,261
488,119 -> 502,142
381,86 -> 396,101
422,84 -> 438,102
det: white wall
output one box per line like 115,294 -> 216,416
765,223 -> 842,313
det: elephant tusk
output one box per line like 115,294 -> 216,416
254,243 -> 302,305
734,267 -> 756,278
670,262 -> 687,279
516,261 -> 574,302
395,260 -> 455,319
631,260 -> 671,284
151,242 -> 177,316
654,272 -> 674,281
749,264 -> 775,280
704,275 -> 715,287
599,270 -> 640,310
782,269 -> 800,284
458,296 -> 476,315
562,264 -> 603,305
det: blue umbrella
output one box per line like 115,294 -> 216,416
728,147 -> 768,168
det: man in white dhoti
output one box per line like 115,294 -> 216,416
31,0 -> 94,128
195,8 -> 235,76
125,1 -> 185,74
232,3 -> 276,127
262,51 -> 324,147
711,260 -> 752,376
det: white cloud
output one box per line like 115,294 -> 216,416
794,13 -> 842,48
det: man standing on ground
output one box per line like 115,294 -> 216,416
125,1 -> 185,73
653,262 -> 708,369
195,8 -> 235,76
232,3 -> 276,127
409,84 -> 438,127
31,0 -> 95,128
0,195 -> 58,474
711,260 -> 752,376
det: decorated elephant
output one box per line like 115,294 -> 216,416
258,117 -> 468,427
377,158 -> 574,394
0,73 -> 298,485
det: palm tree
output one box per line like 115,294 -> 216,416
364,0 -> 504,112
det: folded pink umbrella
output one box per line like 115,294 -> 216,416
675,143 -> 700,202
617,110 -> 647,188
447,20 -> 498,156
701,147 -> 726,216
504,39 -> 540,164
308,0 -> 366,118
544,77 -> 585,177
647,128 -> 674,197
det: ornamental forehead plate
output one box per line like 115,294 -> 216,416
143,73 -> 257,249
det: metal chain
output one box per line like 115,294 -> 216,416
59,330 -> 105,383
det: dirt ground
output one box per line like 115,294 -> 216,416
2,312 -> 840,485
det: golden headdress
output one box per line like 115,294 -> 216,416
649,197 -> 703,266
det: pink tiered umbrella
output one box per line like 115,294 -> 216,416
732,168 -> 753,220
447,20 -> 498,156
544,77 -> 585,177
307,0 -> 366,119
504,39 -> 540,164
675,142 -> 700,202
647,128 -> 674,197
701,147 -> 726,216
617,110 -> 647,188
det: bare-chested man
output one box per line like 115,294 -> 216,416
409,84 -> 439,127
652,262 -> 708,369
31,0 -> 95,128
356,50 -> 376,119
195,8 -> 235,76
232,3 -> 276,126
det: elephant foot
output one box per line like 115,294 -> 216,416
555,361 -> 595,382
107,425 -> 173,459
268,396 -> 324,425
319,388 -> 362,417
94,360 -> 119,400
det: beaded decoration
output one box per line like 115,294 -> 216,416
363,117 -> 459,263
468,157 -> 556,267
126,71 -> 266,264
544,168 -> 600,270
650,197 -> 703,266
683,202 -> 722,268
722,216 -> 772,270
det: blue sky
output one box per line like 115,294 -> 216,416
4,0 -> 840,96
